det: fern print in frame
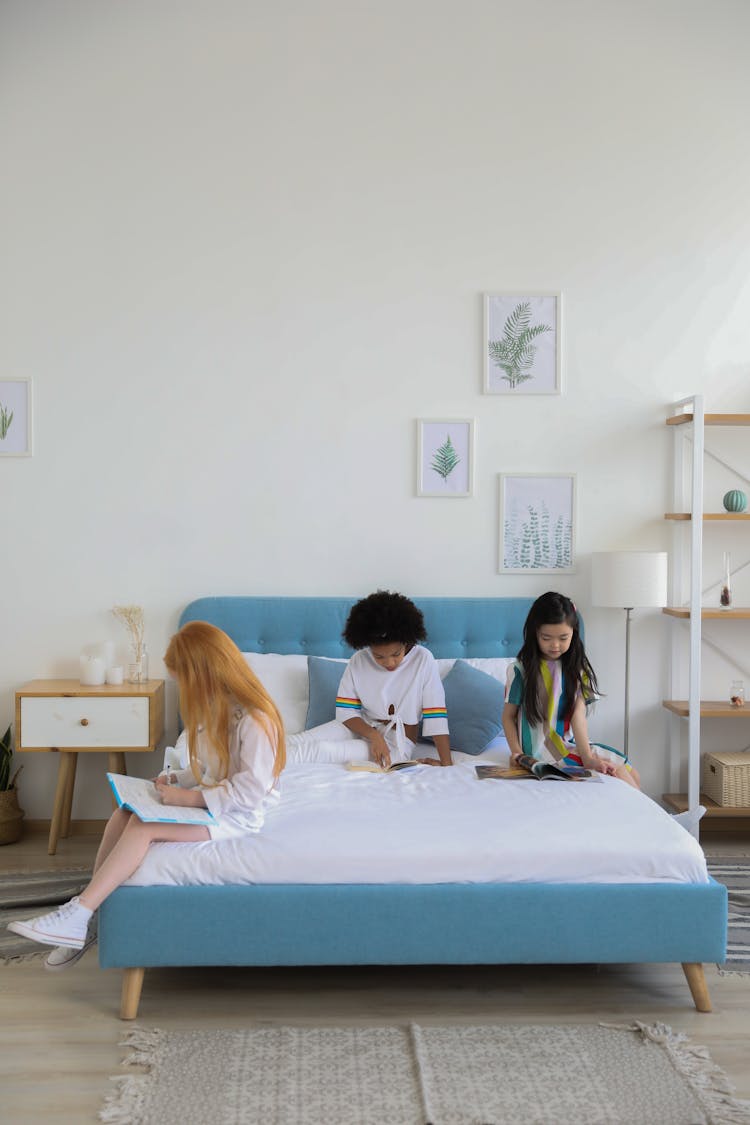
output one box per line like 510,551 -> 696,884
498,473 -> 575,573
430,434 -> 461,482
0,379 -> 32,457
417,419 -> 475,498
484,293 -> 561,395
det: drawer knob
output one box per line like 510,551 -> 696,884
80,718 -> 90,727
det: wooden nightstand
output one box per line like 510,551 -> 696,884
15,679 -> 165,854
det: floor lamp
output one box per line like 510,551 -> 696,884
591,551 -> 668,760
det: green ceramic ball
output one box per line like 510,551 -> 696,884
723,489 -> 748,512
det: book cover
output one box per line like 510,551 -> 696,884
106,772 -> 217,825
344,760 -> 419,774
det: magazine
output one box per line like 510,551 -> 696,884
475,755 -> 601,782
106,772 -> 217,825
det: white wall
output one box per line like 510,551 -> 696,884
2,0 -> 749,818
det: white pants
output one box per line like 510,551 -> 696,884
286,720 -> 413,764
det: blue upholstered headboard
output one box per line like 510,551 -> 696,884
179,597 -> 536,659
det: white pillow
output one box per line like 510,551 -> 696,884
243,653 -> 309,734
436,657 -> 514,686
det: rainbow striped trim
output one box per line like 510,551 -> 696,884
335,696 -> 362,711
422,707 -> 448,721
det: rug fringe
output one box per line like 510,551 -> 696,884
600,1022 -> 750,1125
98,1027 -> 165,1123
0,950 -> 45,966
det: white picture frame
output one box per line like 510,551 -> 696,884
0,378 -> 33,457
484,292 -> 562,395
417,419 -> 475,498
498,473 -> 575,573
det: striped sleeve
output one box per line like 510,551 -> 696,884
420,655 -> 449,737
335,660 -> 362,721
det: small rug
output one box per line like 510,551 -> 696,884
707,858 -> 750,971
99,1022 -> 750,1125
0,868 -> 92,962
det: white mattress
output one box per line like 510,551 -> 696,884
125,747 -> 709,888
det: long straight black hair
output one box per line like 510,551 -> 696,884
517,592 -> 599,727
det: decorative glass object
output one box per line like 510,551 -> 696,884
730,680 -> 745,707
720,552 -> 732,609
127,643 -> 148,684
113,605 -> 146,682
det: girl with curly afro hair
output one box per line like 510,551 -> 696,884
334,591 -> 452,768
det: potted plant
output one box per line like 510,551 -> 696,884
0,725 -> 24,845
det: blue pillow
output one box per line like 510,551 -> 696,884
305,656 -> 347,729
442,659 -> 504,755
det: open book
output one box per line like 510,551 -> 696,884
106,772 -> 216,825
475,756 -> 600,782
344,760 -> 419,774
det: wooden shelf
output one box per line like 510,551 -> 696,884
663,793 -> 750,817
663,607 -> 750,619
666,413 -> 750,427
664,512 -> 750,521
662,700 -> 750,717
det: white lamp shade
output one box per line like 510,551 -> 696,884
591,551 -> 668,609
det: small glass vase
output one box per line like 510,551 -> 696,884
720,552 -> 732,609
127,643 -> 149,684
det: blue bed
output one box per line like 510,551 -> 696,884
98,596 -> 727,1019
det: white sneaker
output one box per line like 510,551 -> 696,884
44,912 -> 98,971
44,933 -> 97,971
7,896 -> 91,950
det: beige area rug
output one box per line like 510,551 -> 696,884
99,1022 -> 750,1125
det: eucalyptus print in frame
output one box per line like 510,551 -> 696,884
499,473 -> 575,573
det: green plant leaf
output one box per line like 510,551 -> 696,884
430,434 -> 461,481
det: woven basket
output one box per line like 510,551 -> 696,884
702,751 -> 750,807
0,783 -> 24,845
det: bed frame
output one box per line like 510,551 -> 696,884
98,596 -> 727,1019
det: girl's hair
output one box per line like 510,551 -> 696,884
517,591 -> 599,727
164,621 -> 286,783
343,590 -> 427,650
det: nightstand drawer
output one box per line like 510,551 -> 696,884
20,696 -> 151,749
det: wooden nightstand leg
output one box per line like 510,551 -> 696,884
108,751 -> 127,774
60,752 -> 78,838
108,752 -> 127,811
49,752 -> 76,855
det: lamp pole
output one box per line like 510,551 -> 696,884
623,606 -> 633,760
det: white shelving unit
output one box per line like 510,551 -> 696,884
662,395 -> 750,829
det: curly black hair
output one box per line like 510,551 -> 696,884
343,591 -> 427,650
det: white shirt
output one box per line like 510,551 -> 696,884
335,645 -> 448,760
172,707 -> 279,834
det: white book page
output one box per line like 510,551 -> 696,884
106,773 -> 215,825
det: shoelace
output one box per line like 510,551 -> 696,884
52,899 -> 80,920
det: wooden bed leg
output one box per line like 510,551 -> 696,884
120,968 -> 145,1020
682,962 -> 712,1012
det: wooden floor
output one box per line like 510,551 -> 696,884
2,828 -> 750,1124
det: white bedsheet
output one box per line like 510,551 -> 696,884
125,751 -> 709,888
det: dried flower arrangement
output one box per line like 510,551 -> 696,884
112,604 -> 145,662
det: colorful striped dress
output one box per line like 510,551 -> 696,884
505,658 -> 584,765
335,645 -> 449,762
505,659 -> 627,768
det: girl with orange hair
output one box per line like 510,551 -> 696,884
8,621 -> 285,969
